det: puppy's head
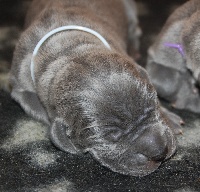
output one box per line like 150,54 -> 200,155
52,53 -> 176,176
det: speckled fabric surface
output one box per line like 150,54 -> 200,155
1,0 -> 200,191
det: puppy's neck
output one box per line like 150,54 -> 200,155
31,25 -> 111,85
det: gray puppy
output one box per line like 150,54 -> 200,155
147,0 -> 200,113
10,0 -> 181,176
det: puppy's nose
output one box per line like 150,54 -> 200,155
135,128 -> 169,162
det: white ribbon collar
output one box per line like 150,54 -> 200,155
30,25 -> 111,84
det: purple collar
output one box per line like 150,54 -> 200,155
164,43 -> 184,57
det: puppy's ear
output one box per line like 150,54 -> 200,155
50,118 -> 79,154
146,61 -> 182,101
11,89 -> 50,124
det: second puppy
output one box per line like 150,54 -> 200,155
147,0 -> 200,113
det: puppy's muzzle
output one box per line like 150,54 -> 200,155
89,125 -> 176,177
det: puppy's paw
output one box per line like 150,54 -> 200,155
160,106 -> 184,135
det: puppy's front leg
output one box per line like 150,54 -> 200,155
11,88 -> 50,124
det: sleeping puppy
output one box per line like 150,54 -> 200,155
10,0 -> 181,176
147,0 -> 200,113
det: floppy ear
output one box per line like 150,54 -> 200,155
146,61 -> 182,101
50,118 -> 80,154
11,89 -> 50,124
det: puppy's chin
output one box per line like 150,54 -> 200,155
91,150 -> 162,177
118,153 -> 161,177
87,126 -> 176,177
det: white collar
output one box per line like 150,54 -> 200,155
30,25 -> 111,84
